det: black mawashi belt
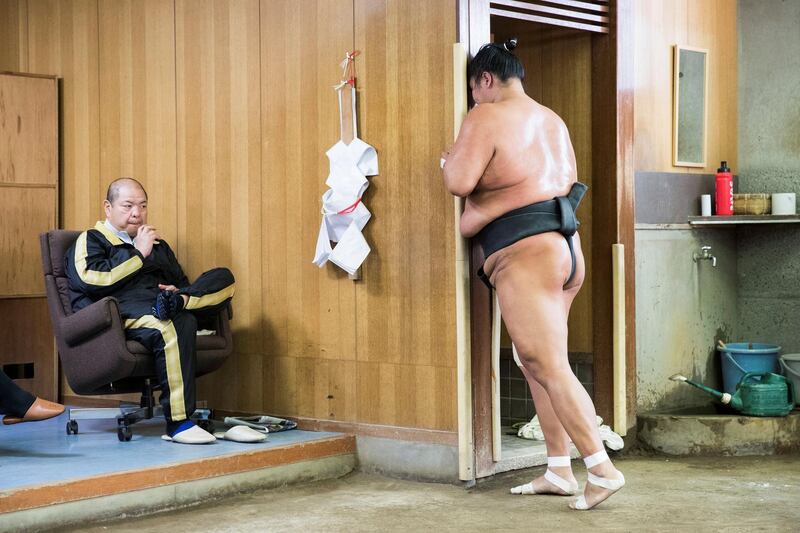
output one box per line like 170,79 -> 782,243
475,182 -> 588,290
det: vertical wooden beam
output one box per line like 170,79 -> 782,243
452,28 -> 474,480
464,0 -> 495,480
617,0 -> 636,433
590,0 -> 636,429
468,0 -> 490,56
469,241 -> 494,478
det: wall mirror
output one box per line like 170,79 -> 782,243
673,45 -> 708,167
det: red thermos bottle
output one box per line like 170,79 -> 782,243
715,161 -> 733,215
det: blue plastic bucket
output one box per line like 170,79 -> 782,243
718,342 -> 781,395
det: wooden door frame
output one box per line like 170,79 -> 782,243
456,0 -> 636,480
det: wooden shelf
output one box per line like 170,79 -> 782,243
688,215 -> 800,226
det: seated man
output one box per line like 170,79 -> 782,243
65,178 -> 235,444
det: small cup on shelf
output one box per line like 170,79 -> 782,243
771,193 -> 797,215
700,194 -> 712,216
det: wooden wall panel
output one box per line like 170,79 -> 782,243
98,0 -> 178,239
175,0 -> 263,412
0,74 -> 57,185
7,0 -> 461,434
0,187 -> 55,295
357,361 -> 457,430
541,32 -> 594,354
492,20 -> 594,353
259,0 -> 358,421
0,73 -> 59,402
0,1 -> 27,73
354,0 -> 457,431
27,0 -> 100,231
0,299 -> 56,400
634,0 -> 737,173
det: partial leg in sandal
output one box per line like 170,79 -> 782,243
511,456 -> 579,495
570,449 -> 625,510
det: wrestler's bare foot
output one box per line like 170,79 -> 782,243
511,465 -> 578,495
533,466 -> 578,495
570,462 -> 625,510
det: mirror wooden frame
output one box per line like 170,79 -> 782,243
672,44 -> 709,168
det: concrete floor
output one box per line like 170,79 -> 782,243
66,455 -> 799,532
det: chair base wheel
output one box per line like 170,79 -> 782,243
117,426 -> 133,442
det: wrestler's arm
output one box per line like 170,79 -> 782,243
442,105 -> 495,197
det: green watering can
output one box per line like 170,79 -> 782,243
669,372 -> 794,417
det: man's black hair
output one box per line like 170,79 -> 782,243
468,38 -> 524,84
106,177 -> 148,204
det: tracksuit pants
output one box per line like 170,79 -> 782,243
123,268 -> 235,423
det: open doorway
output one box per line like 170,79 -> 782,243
489,16 -> 596,471
458,0 -> 634,481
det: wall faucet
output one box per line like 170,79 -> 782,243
693,245 -> 717,267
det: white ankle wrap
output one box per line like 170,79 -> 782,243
583,449 -> 609,469
587,471 -> 625,490
572,471 -> 626,510
510,456 -> 578,496
547,456 -> 571,468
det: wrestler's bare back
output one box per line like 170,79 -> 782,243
444,94 -> 578,239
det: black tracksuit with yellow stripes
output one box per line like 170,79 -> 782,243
65,221 -> 235,423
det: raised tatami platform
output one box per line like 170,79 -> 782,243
0,410 -> 355,531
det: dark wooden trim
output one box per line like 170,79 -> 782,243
590,3 -> 614,424
0,182 -> 57,188
617,0 -> 637,431
0,71 -> 58,80
590,0 -> 636,428
469,243 -> 494,478
61,394 -> 138,407
60,402 -> 457,446
466,0 -> 494,480
285,416 -> 458,446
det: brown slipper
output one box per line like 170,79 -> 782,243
3,397 -> 65,425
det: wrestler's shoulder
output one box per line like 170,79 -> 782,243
465,103 -> 506,129
535,102 -> 567,127
469,102 -> 503,118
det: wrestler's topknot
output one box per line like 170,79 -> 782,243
468,37 -> 525,83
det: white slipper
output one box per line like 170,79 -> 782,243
213,425 -> 268,443
161,424 -> 217,444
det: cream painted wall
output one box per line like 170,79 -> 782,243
634,0 -> 737,174
634,0 -> 739,412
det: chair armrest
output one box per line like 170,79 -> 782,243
62,297 -> 119,347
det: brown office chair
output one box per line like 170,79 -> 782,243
40,230 -> 233,441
